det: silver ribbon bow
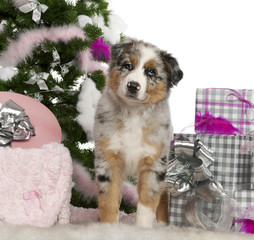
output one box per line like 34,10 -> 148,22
166,136 -> 235,231
51,48 -> 73,76
60,62 -> 73,76
166,138 -> 215,196
0,100 -> 35,147
25,71 -> 49,90
51,48 -> 61,68
19,0 -> 48,24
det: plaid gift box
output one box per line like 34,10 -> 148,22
169,133 -> 254,227
195,88 -> 254,135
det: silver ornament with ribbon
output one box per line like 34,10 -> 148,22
0,100 -> 35,147
25,71 -> 49,90
19,0 -> 48,24
50,48 -> 73,76
166,138 -> 214,196
51,48 -> 61,68
166,136 -> 236,231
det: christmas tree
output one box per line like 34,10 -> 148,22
0,0 -> 136,213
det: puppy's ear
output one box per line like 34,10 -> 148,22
161,51 -> 183,87
111,38 -> 135,60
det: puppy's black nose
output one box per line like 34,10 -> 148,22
127,81 -> 141,93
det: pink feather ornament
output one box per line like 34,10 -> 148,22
195,111 -> 242,135
235,219 -> 254,234
90,38 -> 111,62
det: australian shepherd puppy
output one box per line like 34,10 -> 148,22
93,38 -> 183,228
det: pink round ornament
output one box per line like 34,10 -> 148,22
0,92 -> 62,148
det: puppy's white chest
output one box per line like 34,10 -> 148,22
108,114 -> 156,176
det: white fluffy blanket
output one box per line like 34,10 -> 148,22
0,222 -> 252,240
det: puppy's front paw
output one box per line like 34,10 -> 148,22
135,203 -> 155,228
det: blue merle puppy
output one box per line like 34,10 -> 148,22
93,38 -> 183,228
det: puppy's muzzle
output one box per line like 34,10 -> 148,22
127,81 -> 141,94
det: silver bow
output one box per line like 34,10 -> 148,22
25,71 -> 49,90
50,48 -> 73,76
0,100 -> 35,147
60,62 -> 73,76
19,0 -> 48,24
166,138 -> 215,196
51,48 -> 61,68
166,136 -> 235,231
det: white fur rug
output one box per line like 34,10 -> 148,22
0,222 -> 252,240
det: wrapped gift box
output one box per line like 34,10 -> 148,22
0,92 -> 72,227
0,142 -> 73,227
168,133 -> 254,227
195,88 -> 254,135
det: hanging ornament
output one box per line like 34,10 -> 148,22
51,48 -> 61,68
60,62 -> 73,76
25,71 -> 49,90
50,48 -> 73,76
90,38 -> 111,62
19,0 -> 48,24
34,92 -> 44,102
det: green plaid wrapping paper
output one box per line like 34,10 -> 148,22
195,88 -> 254,135
169,133 -> 254,227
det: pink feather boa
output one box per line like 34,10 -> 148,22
0,25 -> 84,67
0,25 -> 107,74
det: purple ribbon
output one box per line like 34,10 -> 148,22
203,88 -> 254,134
226,89 -> 254,122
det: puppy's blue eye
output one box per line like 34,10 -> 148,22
124,64 -> 133,70
146,69 -> 156,77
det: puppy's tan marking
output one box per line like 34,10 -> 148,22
97,138 -> 124,223
156,191 -> 169,224
108,69 -> 122,95
144,81 -> 167,105
163,59 -> 172,73
130,55 -> 138,67
144,59 -> 157,69
142,124 -> 156,137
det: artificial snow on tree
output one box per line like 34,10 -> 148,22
0,0 -> 135,214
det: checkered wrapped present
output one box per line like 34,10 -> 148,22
169,133 -> 254,227
195,88 -> 254,135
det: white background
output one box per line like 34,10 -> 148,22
109,0 -> 254,133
